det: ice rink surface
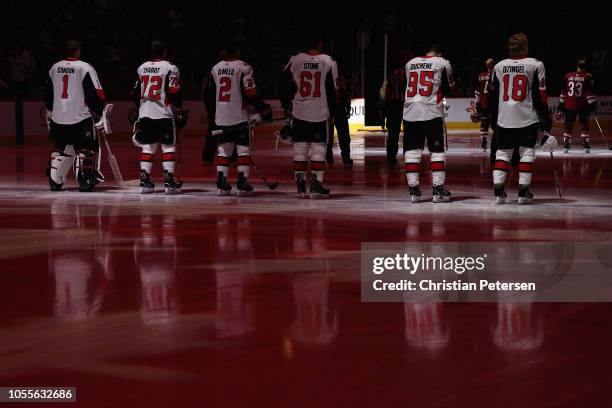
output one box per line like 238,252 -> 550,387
1,128 -> 612,406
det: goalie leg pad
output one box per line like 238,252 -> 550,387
404,149 -> 423,187
161,144 -> 176,174
309,142 -> 326,182
493,149 -> 513,185
518,146 -> 535,186
217,142 -> 234,177
430,152 -> 446,187
236,144 -> 251,178
294,142 -> 309,178
50,151 -> 76,185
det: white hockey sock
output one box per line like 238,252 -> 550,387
430,152 -> 446,186
581,133 -> 590,143
493,148 -> 512,185
518,146 -> 535,186
217,142 -> 234,177
161,145 -> 176,174
310,143 -> 326,182
294,142 -> 309,179
236,144 -> 251,177
140,143 -> 158,174
404,149 -> 422,186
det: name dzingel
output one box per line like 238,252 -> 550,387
372,279 -> 536,292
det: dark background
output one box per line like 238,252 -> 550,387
1,2 -> 609,102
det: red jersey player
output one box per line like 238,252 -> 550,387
402,44 -> 455,203
203,43 -> 271,196
474,58 -> 494,151
281,35 -> 338,198
484,33 -> 552,205
557,58 -> 597,153
44,40 -> 106,192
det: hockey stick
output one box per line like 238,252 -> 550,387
593,114 -> 610,150
248,123 -> 279,190
97,104 -> 128,189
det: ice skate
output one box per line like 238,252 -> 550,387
310,174 -> 330,199
236,172 -> 253,196
494,183 -> 507,204
432,185 -> 451,203
216,171 -> 232,196
409,185 -> 422,203
139,170 -> 155,194
164,170 -> 182,195
295,173 -> 307,198
518,184 -> 533,205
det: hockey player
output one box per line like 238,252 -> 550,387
281,35 -> 338,198
402,45 -> 455,203
44,40 -> 106,192
557,58 -> 597,153
203,43 -> 271,196
132,41 -> 186,195
473,58 -> 495,151
483,33 -> 552,204
327,60 -> 353,167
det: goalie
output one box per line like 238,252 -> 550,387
44,40 -> 107,192
131,41 -> 187,195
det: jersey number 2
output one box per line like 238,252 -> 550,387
218,77 -> 232,102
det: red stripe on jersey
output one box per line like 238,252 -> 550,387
293,161 -> 308,171
237,156 -> 251,165
539,89 -> 548,105
96,89 -> 106,102
430,161 -> 445,171
140,153 -> 154,162
404,163 -> 421,173
518,162 -> 534,173
162,153 -> 176,162
310,161 -> 325,170
217,156 -> 231,166
244,88 -> 256,97
167,86 -> 180,94
494,160 -> 511,172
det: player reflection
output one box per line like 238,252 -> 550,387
49,198 -> 113,320
492,301 -> 543,352
291,273 -> 338,346
404,302 -> 450,352
134,211 -> 180,325
215,215 -> 255,338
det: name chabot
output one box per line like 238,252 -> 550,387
372,254 -> 487,275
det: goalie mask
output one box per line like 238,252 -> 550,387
539,133 -> 558,153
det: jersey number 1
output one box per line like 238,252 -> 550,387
61,75 -> 69,99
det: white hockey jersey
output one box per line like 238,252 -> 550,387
136,60 -> 181,120
490,58 -> 547,128
49,59 -> 104,125
284,52 -> 336,122
403,56 -> 455,122
210,59 -> 256,126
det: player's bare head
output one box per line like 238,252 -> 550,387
306,34 -> 324,52
576,57 -> 588,71
426,44 -> 441,57
485,58 -> 495,70
64,40 -> 81,59
150,41 -> 167,59
221,41 -> 240,59
507,33 -> 528,58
